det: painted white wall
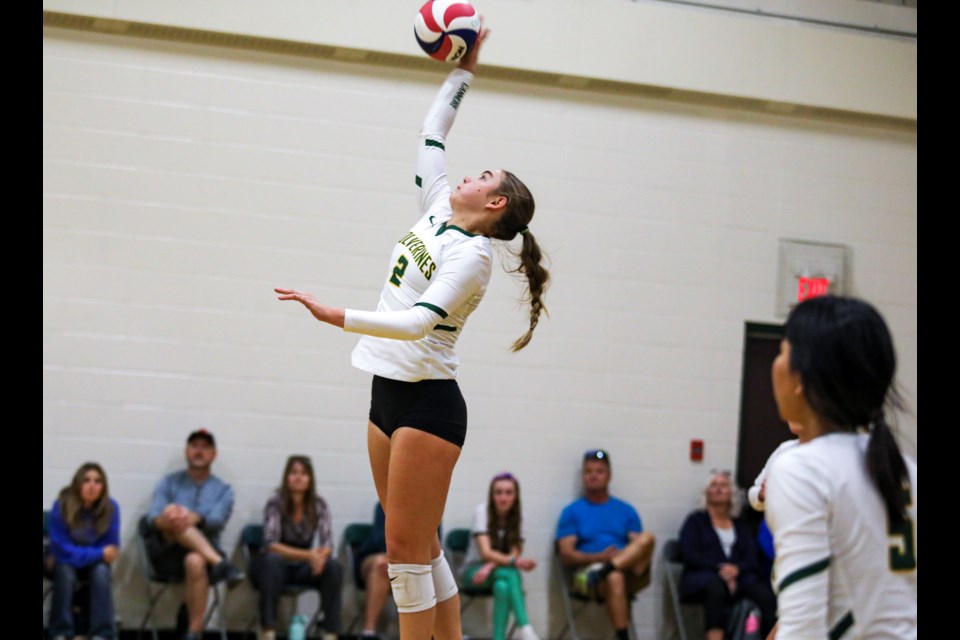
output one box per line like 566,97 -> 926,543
43,22 -> 916,640
43,0 -> 917,120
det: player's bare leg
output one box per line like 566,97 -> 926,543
367,424 -> 462,640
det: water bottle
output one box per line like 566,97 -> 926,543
288,613 -> 308,640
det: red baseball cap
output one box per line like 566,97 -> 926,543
186,429 -> 216,447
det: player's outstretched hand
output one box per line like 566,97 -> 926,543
458,19 -> 488,74
275,287 -> 345,328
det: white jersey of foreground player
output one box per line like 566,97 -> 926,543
347,69 -> 491,382
748,438 -> 799,512
766,432 -> 917,639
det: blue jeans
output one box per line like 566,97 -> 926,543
49,561 -> 115,639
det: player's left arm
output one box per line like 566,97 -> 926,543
340,243 -> 490,340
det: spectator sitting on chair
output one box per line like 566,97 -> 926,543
556,450 -> 655,640
146,429 -> 243,640
46,462 -> 120,640
677,470 -> 777,640
462,472 -> 540,640
353,502 -> 391,640
249,455 -> 343,640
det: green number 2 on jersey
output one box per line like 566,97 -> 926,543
389,255 -> 409,287
888,484 -> 916,572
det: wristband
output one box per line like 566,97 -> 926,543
509,556 -> 517,567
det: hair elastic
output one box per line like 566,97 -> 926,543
518,227 -> 529,236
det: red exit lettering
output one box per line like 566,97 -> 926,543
797,277 -> 830,302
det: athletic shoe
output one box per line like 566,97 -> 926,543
572,562 -> 604,597
209,559 -> 245,587
518,623 -> 541,640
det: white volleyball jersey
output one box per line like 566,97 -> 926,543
749,438 -> 800,511
766,432 -> 917,639
348,69 -> 492,382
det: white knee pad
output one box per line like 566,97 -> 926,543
388,563 -> 436,613
431,550 -> 459,603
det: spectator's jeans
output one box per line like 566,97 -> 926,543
49,561 -> 115,639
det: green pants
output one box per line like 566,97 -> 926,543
461,564 -> 530,640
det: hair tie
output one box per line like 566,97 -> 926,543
518,227 -> 529,236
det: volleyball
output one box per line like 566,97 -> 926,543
414,0 -> 481,63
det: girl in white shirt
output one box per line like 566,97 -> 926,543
462,473 -> 539,640
766,296 -> 917,639
276,26 -> 549,640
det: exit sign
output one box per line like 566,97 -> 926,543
797,276 -> 830,302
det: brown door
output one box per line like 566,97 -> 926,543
736,322 -> 794,501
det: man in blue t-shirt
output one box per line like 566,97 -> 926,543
556,450 -> 655,640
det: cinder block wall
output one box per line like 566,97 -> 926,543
43,15 -> 916,639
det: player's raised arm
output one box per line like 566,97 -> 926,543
415,24 -> 489,215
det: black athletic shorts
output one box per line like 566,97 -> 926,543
368,375 -> 467,447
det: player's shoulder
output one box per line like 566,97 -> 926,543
773,438 -> 801,456
441,230 -> 493,270
771,433 -> 863,482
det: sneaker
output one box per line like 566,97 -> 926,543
518,623 -> 541,640
209,559 -> 245,587
572,562 -> 604,597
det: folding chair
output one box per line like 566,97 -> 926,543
239,523 -> 324,638
662,539 -> 702,640
136,514 -> 227,640
342,521 -> 375,635
554,544 -> 638,640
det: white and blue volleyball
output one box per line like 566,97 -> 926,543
414,0 -> 480,63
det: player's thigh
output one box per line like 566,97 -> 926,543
384,427 -> 460,563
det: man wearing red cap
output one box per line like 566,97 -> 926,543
145,429 -> 243,640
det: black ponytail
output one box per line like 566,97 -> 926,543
867,413 -> 910,526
